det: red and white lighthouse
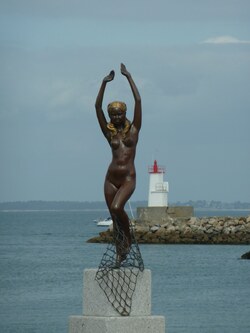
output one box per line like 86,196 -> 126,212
148,160 -> 169,207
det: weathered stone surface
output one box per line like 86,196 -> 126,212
83,269 -> 151,317
69,269 -> 166,333
69,315 -> 165,333
137,206 -> 193,225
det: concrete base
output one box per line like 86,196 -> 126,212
69,316 -> 165,333
69,268 -> 165,333
83,269 -> 151,316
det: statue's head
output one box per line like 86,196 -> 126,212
107,101 -> 127,127
107,101 -> 130,138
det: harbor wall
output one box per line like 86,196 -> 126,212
88,215 -> 250,244
137,206 -> 194,224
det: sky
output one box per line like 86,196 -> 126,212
0,0 -> 250,203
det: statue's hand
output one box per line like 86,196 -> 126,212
103,70 -> 115,83
121,63 -> 131,78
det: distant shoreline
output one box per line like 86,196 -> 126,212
0,209 -> 110,212
1,208 -> 249,213
0,200 -> 250,211
195,208 -> 250,211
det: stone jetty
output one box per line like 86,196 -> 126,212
88,215 -> 250,244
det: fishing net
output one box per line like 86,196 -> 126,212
95,220 -> 144,316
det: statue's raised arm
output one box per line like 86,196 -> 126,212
120,63 -> 142,132
95,70 -> 115,139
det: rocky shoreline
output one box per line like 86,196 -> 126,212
88,215 -> 250,244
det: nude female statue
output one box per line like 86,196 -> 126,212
95,63 -> 141,265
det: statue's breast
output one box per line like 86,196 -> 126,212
110,138 -> 120,149
123,136 -> 134,147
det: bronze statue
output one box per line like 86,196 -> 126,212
95,63 -> 142,266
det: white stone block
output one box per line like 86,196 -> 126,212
69,315 -> 165,333
83,269 -> 151,317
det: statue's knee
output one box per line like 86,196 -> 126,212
110,204 -> 121,216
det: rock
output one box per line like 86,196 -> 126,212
134,225 -> 149,233
245,222 -> 250,230
87,236 -> 103,243
165,225 -> 176,233
208,218 -> 217,225
241,251 -> 250,259
234,225 -> 243,233
205,228 -> 215,234
214,225 -> 223,232
188,217 -> 198,224
190,224 -> 199,232
150,226 -> 160,233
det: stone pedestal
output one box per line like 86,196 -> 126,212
69,269 -> 165,333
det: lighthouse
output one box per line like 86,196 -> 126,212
137,160 -> 193,222
148,160 -> 169,207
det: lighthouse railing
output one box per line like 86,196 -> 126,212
148,165 -> 165,173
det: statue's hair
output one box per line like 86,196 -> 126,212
107,119 -> 131,140
108,101 -> 127,112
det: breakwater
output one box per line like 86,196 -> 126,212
88,215 -> 250,244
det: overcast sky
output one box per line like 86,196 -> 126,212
0,0 -> 250,203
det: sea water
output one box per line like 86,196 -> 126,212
0,210 -> 249,333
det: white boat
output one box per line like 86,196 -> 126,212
94,201 -> 134,227
96,217 -> 113,227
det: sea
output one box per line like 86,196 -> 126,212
0,208 -> 249,333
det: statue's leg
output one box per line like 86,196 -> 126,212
108,179 -> 135,263
104,180 -> 121,260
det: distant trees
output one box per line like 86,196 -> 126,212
0,200 -> 249,211
171,200 -> 250,209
